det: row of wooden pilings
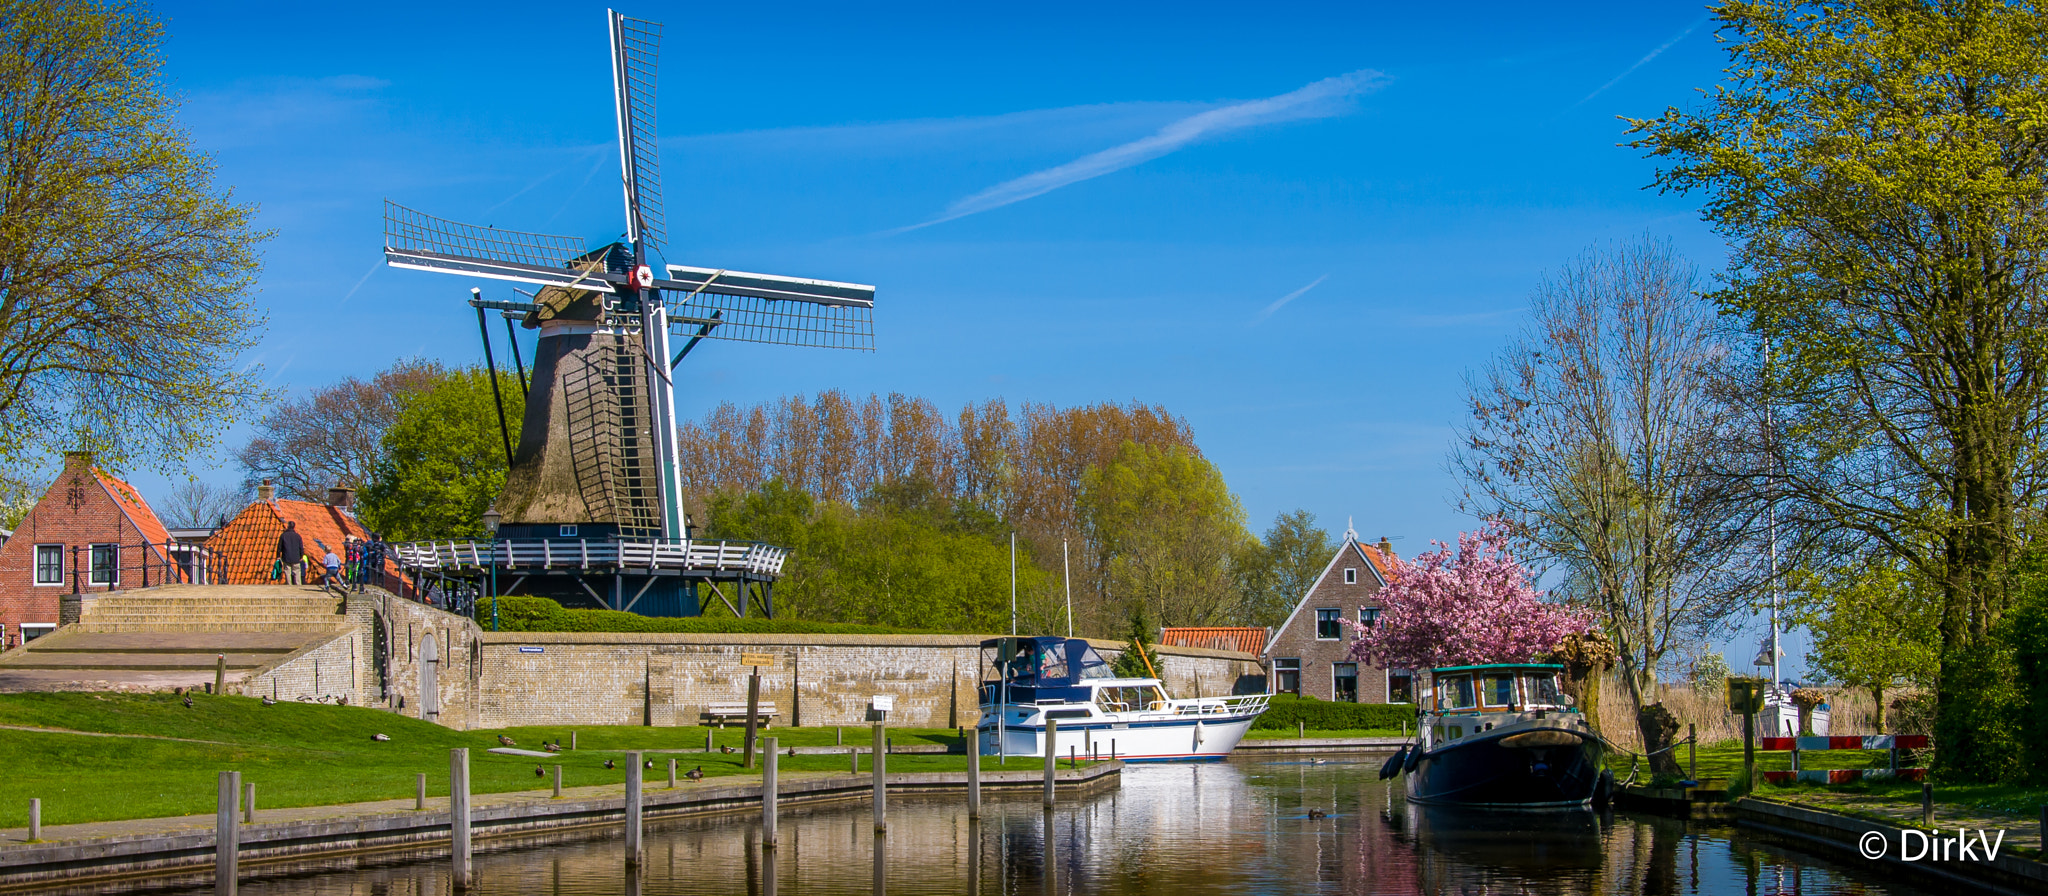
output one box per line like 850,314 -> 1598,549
210,720 -> 1073,894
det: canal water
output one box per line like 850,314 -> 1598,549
87,756 -> 1932,896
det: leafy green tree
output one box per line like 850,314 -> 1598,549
702,476 -> 1046,632
1628,0 -> 2048,780
359,367 -> 523,541
0,1 -> 267,472
1236,509 -> 1336,628
1111,604 -> 1161,679
0,473 -> 31,529
1790,556 -> 1940,733
1080,441 -> 1253,628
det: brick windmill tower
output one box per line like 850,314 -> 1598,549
380,10 -> 874,616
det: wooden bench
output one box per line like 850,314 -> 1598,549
703,702 -> 779,728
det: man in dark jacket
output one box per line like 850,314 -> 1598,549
278,521 -> 305,585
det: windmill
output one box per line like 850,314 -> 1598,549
380,10 -> 874,617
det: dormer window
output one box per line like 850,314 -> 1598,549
1344,567 -> 1357,584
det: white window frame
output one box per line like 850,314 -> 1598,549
1344,567 -> 1357,584
20,623 -> 56,642
1273,657 -> 1302,694
33,544 -> 63,585
1332,662 -> 1359,702
1314,608 -> 1343,640
1386,668 -> 1416,704
89,543 -> 119,586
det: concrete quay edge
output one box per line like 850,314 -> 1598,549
0,762 -> 1120,891
1736,796 -> 2048,896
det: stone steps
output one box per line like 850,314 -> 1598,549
4,654 -> 277,671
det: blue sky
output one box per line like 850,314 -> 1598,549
123,1 -> 1794,675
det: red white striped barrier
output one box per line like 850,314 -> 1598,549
1761,768 -> 1927,784
1753,734 -> 1929,784
1758,735 -> 1930,751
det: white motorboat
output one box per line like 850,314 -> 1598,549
976,636 -> 1270,762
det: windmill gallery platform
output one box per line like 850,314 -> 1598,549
0,585 -> 1265,730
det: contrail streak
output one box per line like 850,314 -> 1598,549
1254,275 -> 1329,324
1575,17 -> 1708,107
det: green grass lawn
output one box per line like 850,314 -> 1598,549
1243,728 -> 1407,740
0,693 -> 1017,829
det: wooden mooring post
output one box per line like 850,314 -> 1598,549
967,746 -> 981,818
626,751 -> 644,867
242,782 -> 255,824
216,771 -> 239,896
762,736 -> 779,848
1043,718 -> 1058,808
872,721 -> 887,832
450,749 -> 471,890
415,773 -> 426,810
27,799 -> 40,841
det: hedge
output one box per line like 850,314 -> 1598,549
1252,693 -> 1421,731
479,595 -> 949,636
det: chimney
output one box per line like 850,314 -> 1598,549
327,486 -> 356,511
1378,537 -> 1395,560
257,479 -> 275,502
63,450 -> 93,470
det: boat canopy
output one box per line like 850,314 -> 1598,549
1429,663 -> 1565,674
980,637 -> 1119,705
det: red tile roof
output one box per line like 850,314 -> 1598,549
92,468 -> 171,564
204,498 -> 394,585
1159,627 -> 1267,656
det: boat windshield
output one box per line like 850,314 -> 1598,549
1074,643 -> 1115,680
1038,645 -> 1068,682
1439,675 -> 1477,710
1482,674 -> 1516,707
1525,673 -> 1561,705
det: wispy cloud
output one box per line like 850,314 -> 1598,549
890,70 -> 1389,234
336,259 -> 381,308
1573,16 -> 1708,107
1254,275 -> 1329,324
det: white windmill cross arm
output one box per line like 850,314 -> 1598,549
660,264 -> 875,308
385,248 -> 622,294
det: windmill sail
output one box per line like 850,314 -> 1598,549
610,11 -> 665,260
664,265 -> 876,351
383,201 -> 616,293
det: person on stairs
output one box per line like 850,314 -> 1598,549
278,521 -> 305,585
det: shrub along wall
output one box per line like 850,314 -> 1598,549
1252,694 -> 1419,731
481,595 -> 944,636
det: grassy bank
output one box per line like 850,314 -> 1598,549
0,694 -> 1009,828
1243,728 -> 1406,740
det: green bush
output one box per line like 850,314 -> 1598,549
480,595 -> 948,635
1252,693 -> 1420,731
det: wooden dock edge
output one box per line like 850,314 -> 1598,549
0,762 -> 1121,892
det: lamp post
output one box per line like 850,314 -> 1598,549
481,505 -> 501,632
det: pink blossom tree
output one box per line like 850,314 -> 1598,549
1348,521 -> 1590,670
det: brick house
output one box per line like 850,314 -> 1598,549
1261,524 -> 1416,704
0,452 -> 176,648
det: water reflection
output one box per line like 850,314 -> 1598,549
76,757 -> 1930,896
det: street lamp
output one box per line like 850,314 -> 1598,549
482,505 -> 501,631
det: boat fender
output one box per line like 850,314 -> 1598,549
1592,769 -> 1615,809
1403,742 -> 1424,774
1378,747 -> 1406,780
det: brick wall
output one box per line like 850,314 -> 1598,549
239,632 -> 363,705
465,634 -> 1264,731
348,591 -> 485,729
0,456 -> 166,648
1265,539 -> 1402,703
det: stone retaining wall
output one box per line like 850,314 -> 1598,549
470,633 -> 1264,730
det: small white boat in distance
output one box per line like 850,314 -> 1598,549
976,636 -> 1270,762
